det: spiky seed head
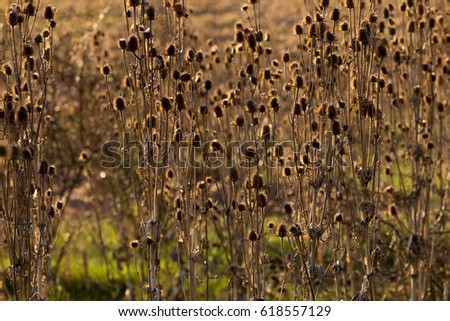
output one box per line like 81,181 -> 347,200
192,133 -> 201,148
237,203 -> 246,212
101,65 -> 111,76
250,174 -> 264,189
248,230 -> 258,242
145,6 -> 156,20
204,79 -> 212,91
44,5 -> 55,20
327,104 -> 337,120
3,64 -> 12,76
235,115 -> 244,127
283,203 -> 293,215
38,160 -> 49,175
17,106 -> 28,123
127,0 -> 141,8
331,8 -> 340,21
118,38 -> 127,50
389,204 -> 397,216
23,44 -> 34,56
341,21 -> 349,32
261,124 -> 271,140
127,35 -> 139,52
160,97 -> 172,111
229,167 -> 240,182
245,99 -> 257,113
274,144 -> 283,158
214,105 -> 223,118
175,210 -> 183,221
294,23 -> 303,35
333,212 -> 343,222
276,224 -> 287,238
130,240 -> 139,248
114,96 -> 126,111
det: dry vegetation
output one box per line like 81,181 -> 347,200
0,0 -> 449,301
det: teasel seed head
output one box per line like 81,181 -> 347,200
294,23 -> 303,35
261,124 -> 271,140
270,96 -> 279,112
44,5 -> 55,21
331,8 -> 340,21
175,210 -> 183,221
130,240 -> 139,249
176,92 -> 186,110
332,120 -> 341,136
101,64 -> 111,76
23,44 -> 34,57
114,96 -> 126,111
289,224 -> 302,237
47,206 -> 56,218
38,160 -> 49,175
204,79 -> 212,91
257,193 -> 267,208
389,203 -> 397,216
229,167 -> 240,182
17,106 -> 28,124
327,104 -> 337,120
377,45 -> 387,58
145,6 -> 156,20
118,38 -> 127,50
276,223 -> 287,238
3,64 -> 13,76
192,132 -> 201,148
160,97 -> 172,111
214,105 -> 223,118
250,174 -> 264,189
295,75 -> 304,88
248,230 -> 258,242
127,35 -> 139,52
127,0 -> 141,8
283,203 -> 293,215
237,203 -> 246,212
245,99 -> 257,113
274,144 -> 283,158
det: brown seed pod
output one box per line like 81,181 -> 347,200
114,96 -> 126,111
127,35 -> 139,52
43,5 -> 55,20
229,167 -> 240,182
248,230 -> 258,242
276,224 -> 287,238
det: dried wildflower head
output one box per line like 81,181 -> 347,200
289,224 -> 302,237
248,230 -> 258,242
43,5 -> 56,20
308,226 -> 324,240
127,35 -> 139,52
114,96 -> 126,111
228,167 -> 240,182
276,223 -> 287,238
130,240 -> 139,249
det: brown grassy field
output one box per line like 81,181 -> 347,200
0,0 -> 449,301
